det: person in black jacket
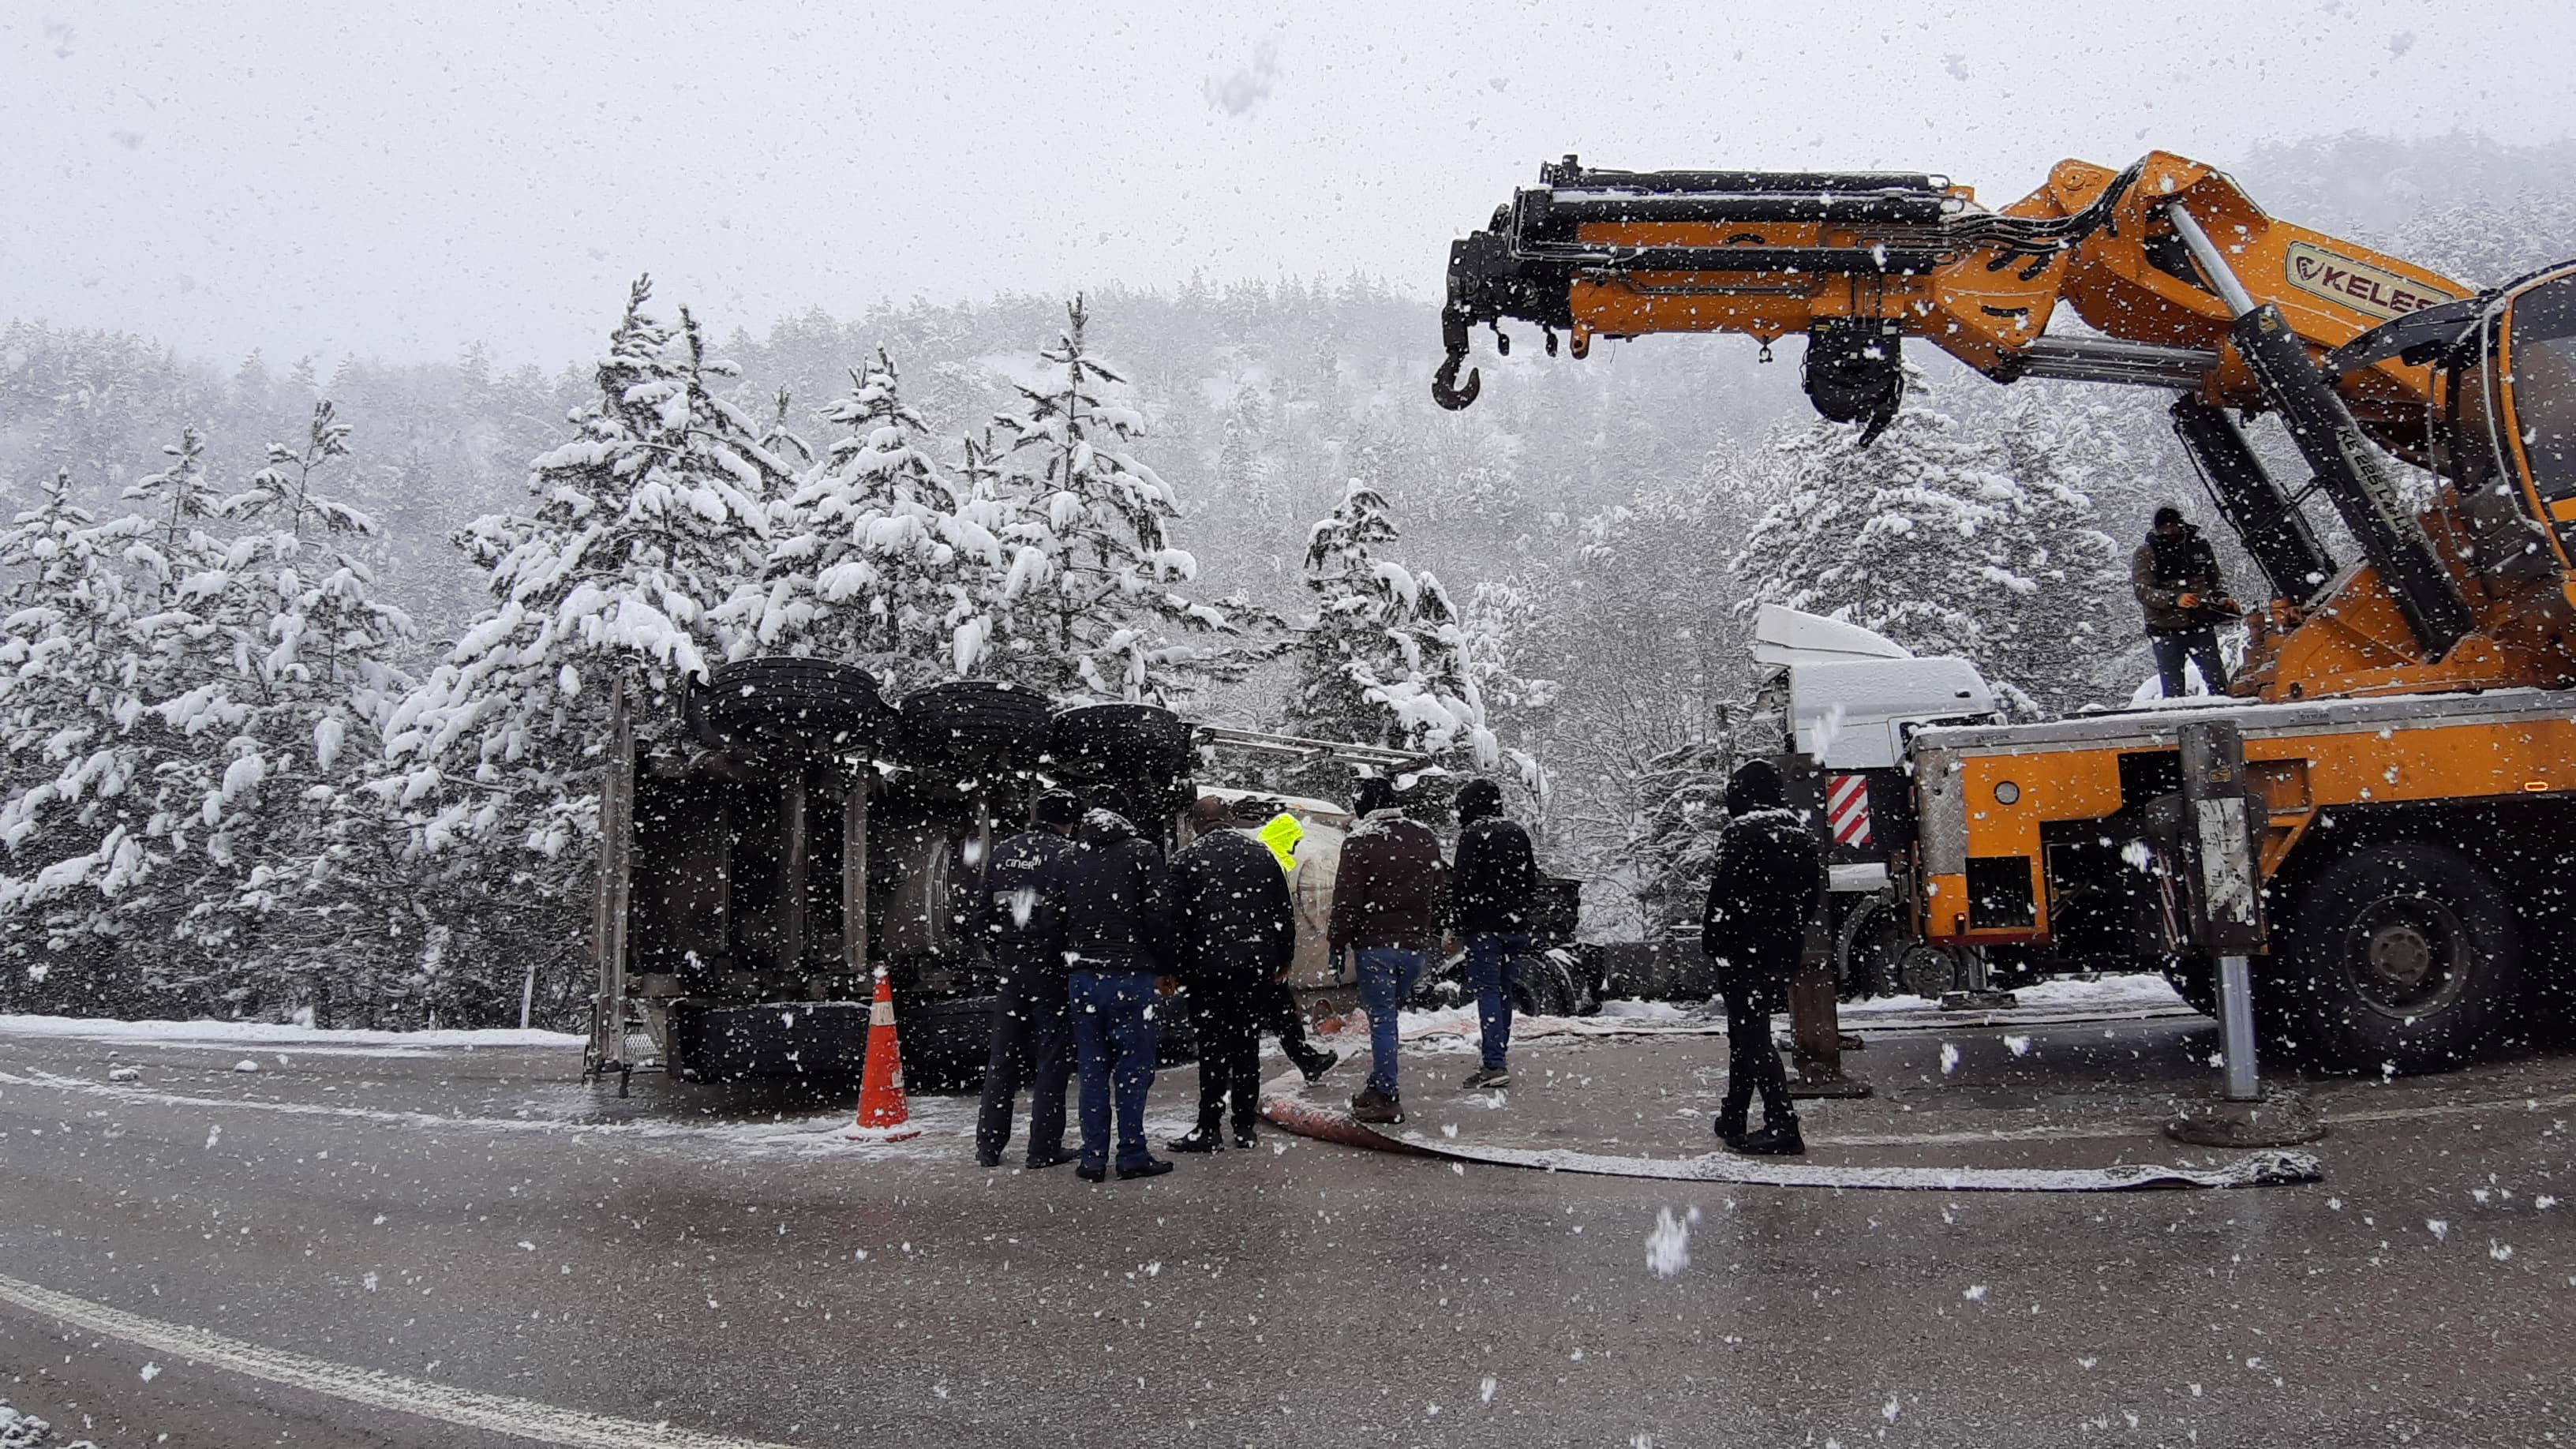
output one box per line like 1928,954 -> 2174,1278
1166,796 -> 1297,1152
2132,505 -> 2236,698
1058,796 -> 1178,1181
1449,778 -> 1538,1090
973,790 -> 1081,1170
1700,759 -> 1822,1156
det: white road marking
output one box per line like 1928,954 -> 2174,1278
0,1271 -> 803,1449
0,1067 -> 966,1158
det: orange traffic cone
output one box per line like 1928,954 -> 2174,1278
843,966 -> 920,1143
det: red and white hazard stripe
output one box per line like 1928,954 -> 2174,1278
1827,773 -> 1874,847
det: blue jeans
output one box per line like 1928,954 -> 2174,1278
1463,933 -> 1531,1070
1354,947 -> 1425,1097
1070,968 -> 1162,1170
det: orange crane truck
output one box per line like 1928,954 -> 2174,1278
1432,152 -> 2576,1072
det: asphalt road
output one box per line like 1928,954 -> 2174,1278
3,1011 -> 2574,1447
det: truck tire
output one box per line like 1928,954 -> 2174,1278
2271,841 -> 2523,1073
899,681 -> 1052,771
1047,702 -> 1196,822
1834,897 -> 1899,1000
1893,943 -> 1965,1000
1509,953 -> 1578,1019
1047,703 -> 1194,781
894,994 -> 1001,1094
690,658 -> 896,766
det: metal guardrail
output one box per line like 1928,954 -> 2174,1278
1192,724 -> 1437,773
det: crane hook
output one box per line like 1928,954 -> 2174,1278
1432,353 -> 1481,411
1433,305 -> 1481,411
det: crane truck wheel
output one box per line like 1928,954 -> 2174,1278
2271,841 -> 2524,1074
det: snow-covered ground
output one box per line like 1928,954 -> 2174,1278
2,972 -> 2188,1068
0,1398 -> 95,1449
0,1014 -> 582,1054
1595,999 -> 1690,1021
1840,972 -> 2189,1017
1344,972 -> 2194,1050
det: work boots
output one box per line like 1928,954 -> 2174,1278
1732,1121 -> 1807,1156
1349,1088 -> 1402,1124
1293,1047 -> 1342,1084
1166,1123 -> 1226,1154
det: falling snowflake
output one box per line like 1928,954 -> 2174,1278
1646,1207 -> 1699,1279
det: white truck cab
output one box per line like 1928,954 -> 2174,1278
1747,607 -> 2006,998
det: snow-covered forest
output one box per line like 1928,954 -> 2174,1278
4,133 -> 2571,1026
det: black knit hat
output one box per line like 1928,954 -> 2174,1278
2152,505 -> 2187,530
1351,777 -> 1393,817
1456,778 -> 1504,824
1031,790 -> 1081,829
1724,759 -> 1785,817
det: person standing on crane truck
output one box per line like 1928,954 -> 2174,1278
2133,505 -> 2236,698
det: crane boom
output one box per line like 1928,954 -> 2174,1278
1433,151 -> 2576,704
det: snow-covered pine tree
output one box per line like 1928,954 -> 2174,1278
1216,386 -> 1276,519
756,386 -> 814,474
984,296 -> 1241,703
1987,396 -> 2125,716
1624,734 -> 1737,934
0,471 -> 105,806
1457,573 -> 1555,802
738,349 -> 1002,690
0,470 -> 143,1009
385,279 -> 788,1013
1286,477 -> 1495,766
0,429 -> 249,1011
1734,371 -> 2051,714
1460,575 -> 1557,724
194,402 -> 420,1022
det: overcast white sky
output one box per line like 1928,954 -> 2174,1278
5,0 -> 2570,370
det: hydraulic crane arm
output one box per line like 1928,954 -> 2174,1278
1434,152 -> 2461,435
1429,151 -> 2576,698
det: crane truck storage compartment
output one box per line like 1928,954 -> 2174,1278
1909,688 -> 2576,1072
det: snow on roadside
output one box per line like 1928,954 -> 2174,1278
2009,973 -> 2189,1011
0,1397 -> 98,1448
1321,971 -> 2190,1048
1597,999 -> 1689,1021
1324,1003 -> 1712,1050
1840,972 -> 2187,1017
0,1013 -> 582,1051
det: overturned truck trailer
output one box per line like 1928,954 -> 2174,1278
582,660 -> 1197,1091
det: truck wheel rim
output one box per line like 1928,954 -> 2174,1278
2341,895 -> 2469,1017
